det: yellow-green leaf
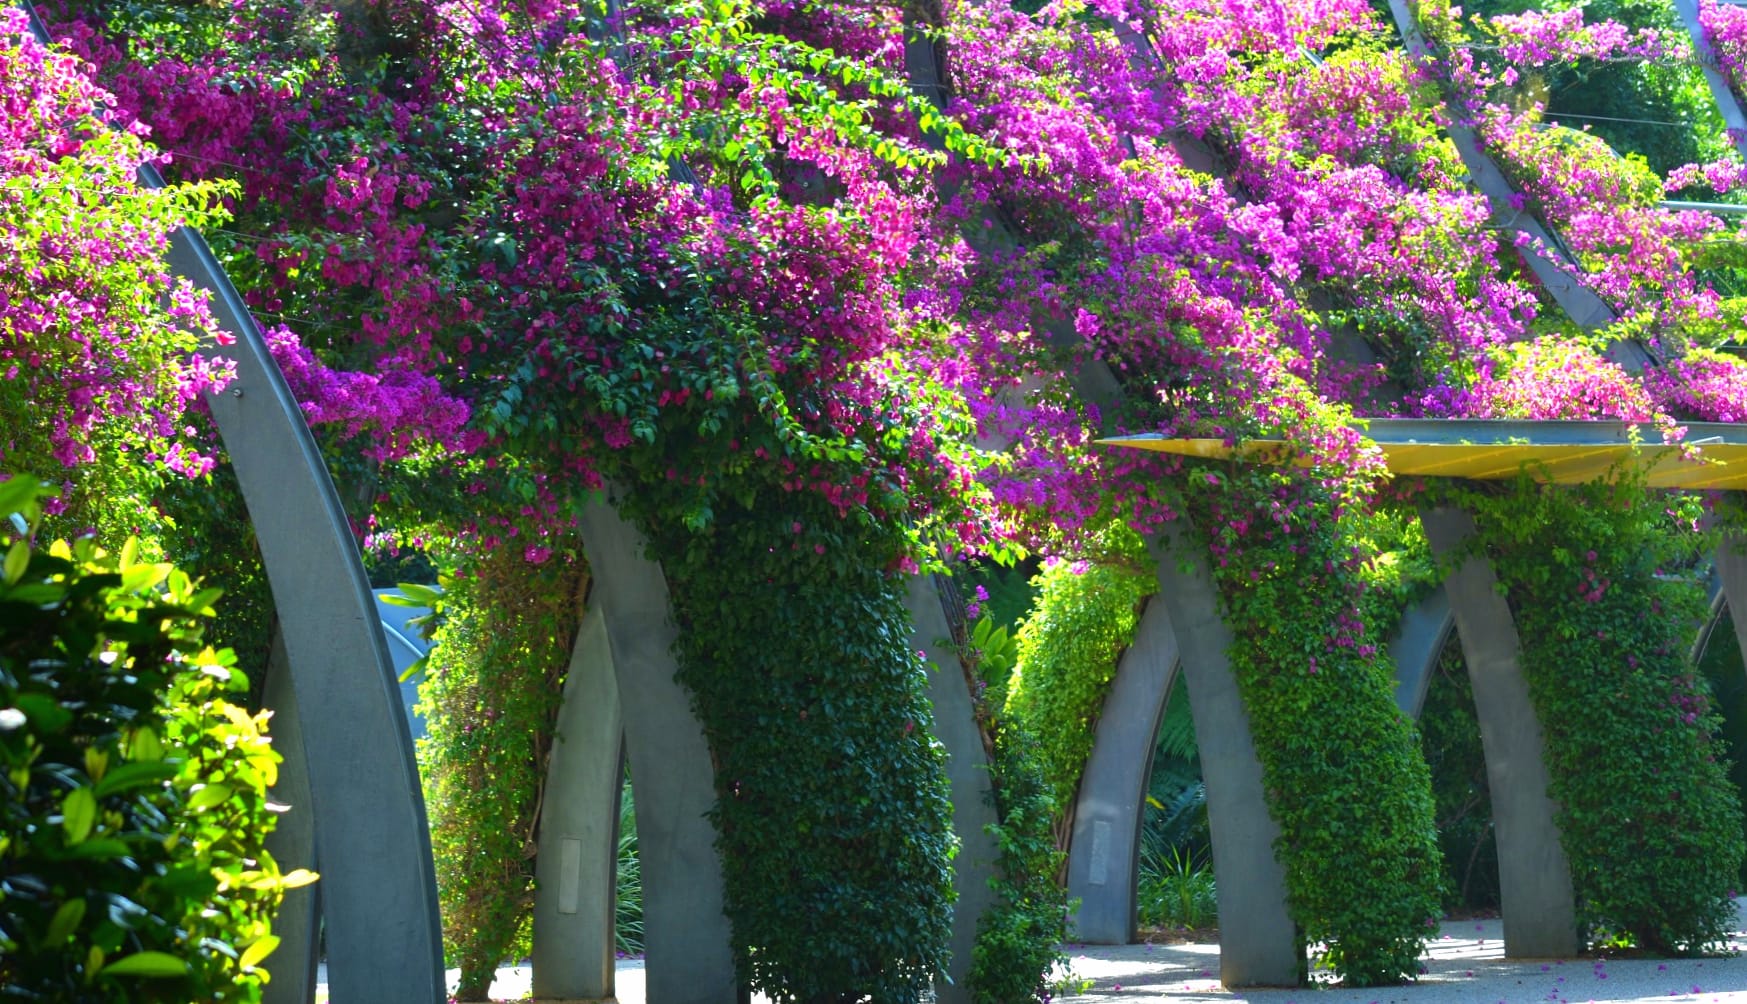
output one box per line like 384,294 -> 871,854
3,539 -> 28,585
186,784 -> 232,811
100,952 -> 189,978
238,934 -> 279,971
62,787 -> 96,844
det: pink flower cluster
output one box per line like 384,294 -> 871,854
0,8 -> 232,483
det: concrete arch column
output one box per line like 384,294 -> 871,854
1148,525 -> 1299,987
531,605 -> 627,1002
1065,595 -> 1179,946
1420,507 -> 1579,958
1391,586 -> 1455,717
1065,582 -> 1454,948
574,497 -> 739,1004
13,2 -> 455,993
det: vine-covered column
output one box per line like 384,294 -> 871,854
1419,506 -> 1579,958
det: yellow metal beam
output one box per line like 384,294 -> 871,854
1100,436 -> 1747,490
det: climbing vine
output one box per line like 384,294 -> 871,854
1005,525 -> 1152,843
416,545 -> 587,1000
625,468 -> 957,1003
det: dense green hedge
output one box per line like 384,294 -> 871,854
1005,527 -> 1153,821
0,479 -> 302,1002
1187,467 -> 1444,986
631,476 -> 955,1003
1470,477 -> 1744,952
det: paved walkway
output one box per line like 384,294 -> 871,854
321,904 -> 1747,1002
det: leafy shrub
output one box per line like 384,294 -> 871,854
1137,835 -> 1216,930
0,478 -> 306,1002
615,783 -> 643,958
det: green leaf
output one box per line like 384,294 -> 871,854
100,952 -> 189,978
45,898 -> 86,947
94,760 -> 180,798
186,783 -> 233,811
62,787 -> 96,844
392,582 -> 442,606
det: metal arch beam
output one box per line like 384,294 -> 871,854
1065,595 -> 1180,946
1419,507 -> 1579,959
1670,0 -> 1747,164
21,6 -> 448,1000
1380,0 -> 1638,362
575,497 -> 739,1004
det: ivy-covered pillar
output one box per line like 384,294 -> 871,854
531,606 -> 625,1002
1389,587 -> 1454,717
1149,526 -> 1298,986
1065,596 -> 1178,945
905,574 -> 1000,1004
1419,506 -> 1579,958
576,498 -> 737,1004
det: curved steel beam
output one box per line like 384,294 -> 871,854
1671,0 -> 1747,163
1064,595 -> 1180,946
576,497 -> 738,1004
1420,507 -> 1578,958
1380,0 -> 1637,360
20,6 -> 447,999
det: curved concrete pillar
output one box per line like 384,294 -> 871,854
905,573 -> 1001,1004
1065,595 -> 1180,945
576,498 -> 738,1004
260,630 -> 321,1004
161,194 -> 445,1004
10,4 -> 458,994
1420,507 -> 1578,958
1713,537 -> 1747,672
532,606 -> 626,1002
1390,586 -> 1455,717
1149,525 -> 1299,987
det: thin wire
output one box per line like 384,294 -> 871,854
1541,110 -> 1690,128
